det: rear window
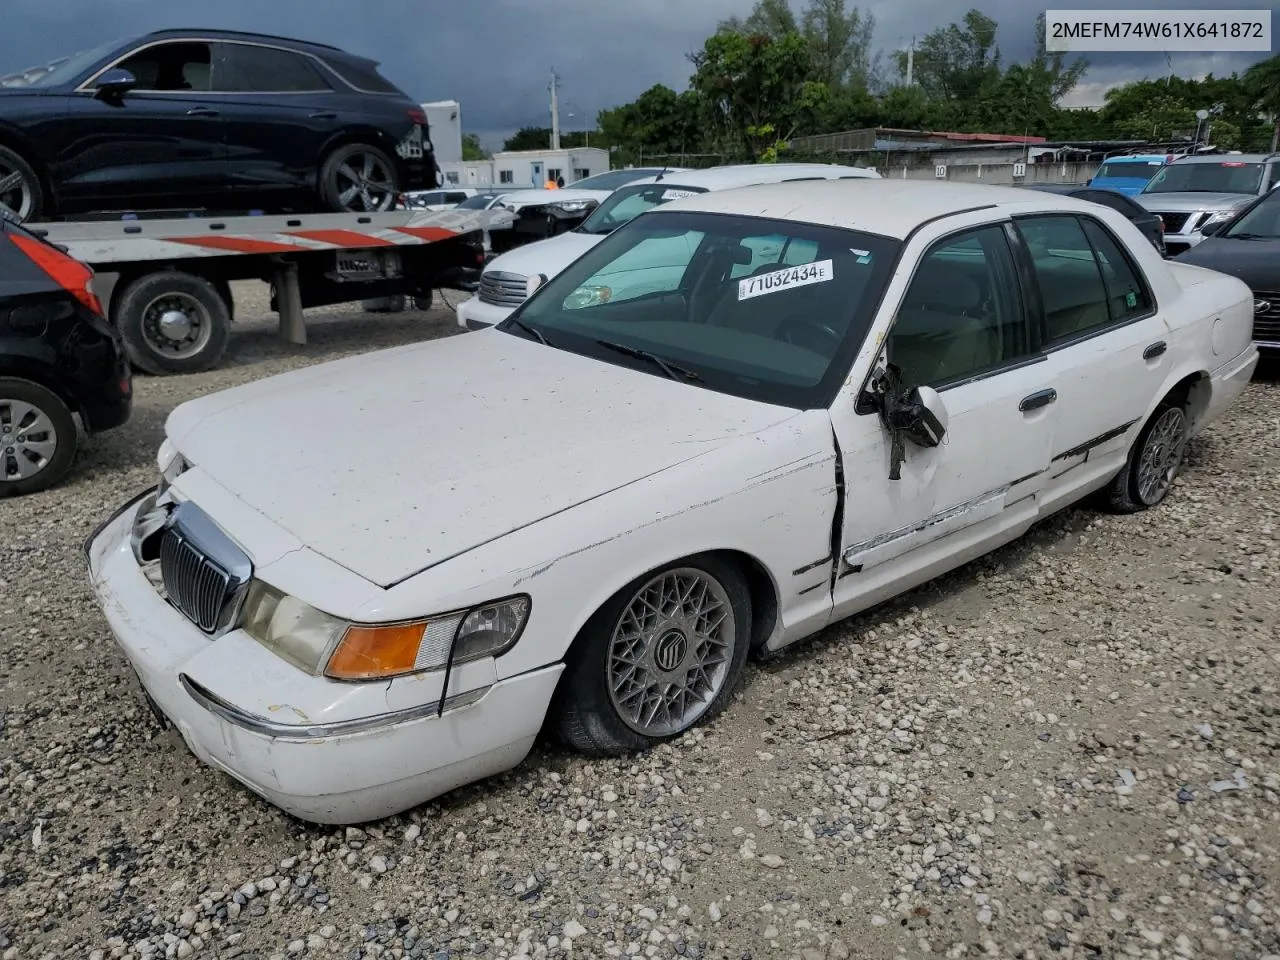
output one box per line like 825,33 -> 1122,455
324,57 -> 401,94
1095,161 -> 1163,181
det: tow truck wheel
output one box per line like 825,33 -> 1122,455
114,271 -> 231,376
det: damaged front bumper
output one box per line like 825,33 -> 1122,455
84,492 -> 563,825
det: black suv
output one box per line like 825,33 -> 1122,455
0,29 -> 438,220
1,211 -> 131,496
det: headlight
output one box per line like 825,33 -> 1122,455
156,440 -> 187,496
550,199 -> 595,215
240,584 -> 530,681
564,285 -> 612,310
1203,206 -> 1248,226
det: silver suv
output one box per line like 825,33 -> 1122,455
1135,153 -> 1280,255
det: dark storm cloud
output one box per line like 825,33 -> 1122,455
2,0 -> 1275,142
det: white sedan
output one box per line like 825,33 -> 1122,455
85,180 -> 1258,825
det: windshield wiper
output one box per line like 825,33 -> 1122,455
1224,232 -> 1271,240
507,317 -> 559,348
594,339 -> 702,381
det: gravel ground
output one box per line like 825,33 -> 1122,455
2,282 -> 1278,960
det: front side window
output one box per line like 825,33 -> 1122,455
116,41 -> 214,92
215,44 -> 331,92
1017,215 -> 1152,343
1143,161 -> 1264,195
503,210 -> 900,408
575,183 -> 707,236
888,226 -> 1029,388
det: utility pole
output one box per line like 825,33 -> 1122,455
549,69 -> 561,151
905,37 -> 915,86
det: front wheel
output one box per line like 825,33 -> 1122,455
554,557 -> 752,756
1105,402 -> 1188,513
318,144 -> 400,213
0,379 -> 78,497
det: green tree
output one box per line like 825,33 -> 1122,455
718,0 -> 799,39
502,127 -> 553,151
461,132 -> 489,161
597,84 -> 703,162
895,9 -> 1001,104
689,28 -> 816,160
1243,55 -> 1280,151
800,0 -> 878,89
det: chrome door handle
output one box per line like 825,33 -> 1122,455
1019,388 -> 1057,412
1143,341 -> 1167,360
186,107 -> 220,117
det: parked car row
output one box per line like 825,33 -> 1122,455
83,177 -> 1258,824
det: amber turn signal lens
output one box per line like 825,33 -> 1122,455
326,622 -> 427,680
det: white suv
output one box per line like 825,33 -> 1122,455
455,163 -> 882,331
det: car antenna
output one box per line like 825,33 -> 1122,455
655,163 -> 669,183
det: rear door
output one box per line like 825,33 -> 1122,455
211,41 -> 339,203
1013,213 -> 1172,513
57,40 -> 227,212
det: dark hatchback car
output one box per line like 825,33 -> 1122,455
1024,183 -> 1166,255
1175,187 -> 1280,353
1,211 -> 131,496
0,29 -> 437,221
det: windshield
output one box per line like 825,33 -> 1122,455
1094,161 -> 1163,181
500,210 -> 900,408
575,183 -> 708,236
1223,191 -> 1280,239
0,39 -> 123,88
457,193 -> 502,209
1143,161 -> 1264,195
569,169 -> 666,192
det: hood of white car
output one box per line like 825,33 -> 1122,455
1134,192 -> 1256,213
164,333 -> 800,588
483,230 -> 603,281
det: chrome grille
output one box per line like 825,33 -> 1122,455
478,270 -> 529,308
1156,211 -> 1194,234
1254,291 -> 1280,343
157,502 -> 252,636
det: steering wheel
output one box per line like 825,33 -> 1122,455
775,317 -> 842,353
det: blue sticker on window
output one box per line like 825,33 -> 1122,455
1125,291 -> 1137,308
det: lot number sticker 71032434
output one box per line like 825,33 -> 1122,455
738,259 -> 834,301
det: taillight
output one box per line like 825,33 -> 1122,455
407,108 -> 427,126
10,233 -> 105,316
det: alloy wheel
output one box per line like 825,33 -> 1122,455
0,161 -> 36,220
333,152 -> 397,212
1,397 -> 58,482
606,567 -> 737,737
1136,406 -> 1187,505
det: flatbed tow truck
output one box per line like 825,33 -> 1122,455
24,205 -> 514,375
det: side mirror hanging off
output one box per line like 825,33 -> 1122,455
867,361 -> 949,480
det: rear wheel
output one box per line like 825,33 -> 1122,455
115,271 -> 231,375
0,379 -> 77,497
1105,401 -> 1189,513
0,145 -> 43,221
319,144 -> 400,213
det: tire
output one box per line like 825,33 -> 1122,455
0,379 -> 77,497
1105,400 -> 1189,513
114,272 -> 231,376
412,291 -> 434,311
554,556 -> 752,756
318,143 -> 401,213
0,144 -> 44,221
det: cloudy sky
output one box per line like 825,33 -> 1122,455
3,0 -> 1275,149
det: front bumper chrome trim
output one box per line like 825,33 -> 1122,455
179,674 -> 489,740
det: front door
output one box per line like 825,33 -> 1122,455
829,222 -> 1060,618
56,40 -> 228,213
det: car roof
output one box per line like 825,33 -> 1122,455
1171,153 -> 1279,164
653,179 -> 1114,240
622,163 -> 877,192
